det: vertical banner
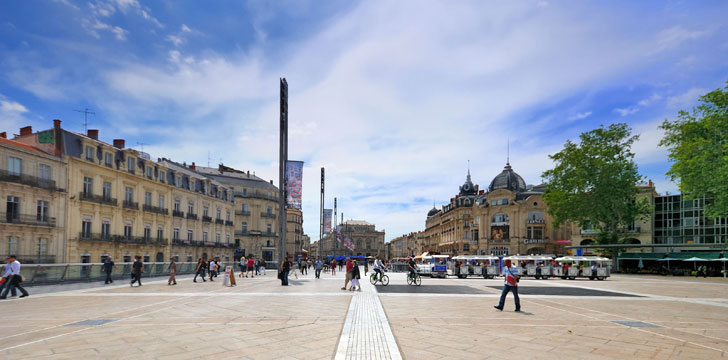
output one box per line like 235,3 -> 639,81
323,209 -> 332,234
285,160 -> 304,209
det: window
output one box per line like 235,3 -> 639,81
8,156 -> 22,175
144,227 -> 151,240
187,229 -> 193,241
241,222 -> 247,232
226,210 -> 231,221
216,232 -> 221,243
6,196 -> 20,221
125,187 -> 134,202
143,254 -> 150,263
124,223 -> 133,239
188,201 -> 194,214
7,236 -> 18,255
267,206 -> 272,214
101,222 -> 110,239
146,167 -> 152,179
243,188 -> 247,195
85,146 -> 94,161
492,213 -> 509,224
82,218 -> 92,237
226,233 -> 230,243
103,182 -> 112,200
216,208 -> 221,220
203,231 -> 208,242
157,228 -> 163,240
174,198 -> 180,212
242,204 -> 248,212
158,195 -> 165,209
173,228 -> 180,241
37,200 -> 49,222
37,238 -> 48,259
39,164 -> 51,180
267,224 -> 272,233
104,153 -> 112,167
176,176 -> 181,187
127,157 -> 134,173
145,192 -> 152,206
83,177 -> 93,195
203,205 -> 209,217
159,170 -> 165,183
187,254 -> 193,262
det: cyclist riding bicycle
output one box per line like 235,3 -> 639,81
373,257 -> 385,281
407,257 -> 417,279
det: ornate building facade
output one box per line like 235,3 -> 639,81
319,220 -> 385,257
423,171 -> 480,255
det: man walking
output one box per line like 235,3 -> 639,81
0,256 -> 28,299
280,257 -> 291,286
193,257 -> 207,282
167,257 -> 177,285
342,258 -> 354,290
130,255 -> 143,287
0,259 -> 17,298
301,259 -> 307,275
314,258 -> 322,279
103,256 -> 115,284
246,256 -> 255,278
494,259 -> 521,312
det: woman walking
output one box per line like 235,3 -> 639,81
349,260 -> 361,291
239,256 -> 246,278
193,258 -> 207,282
167,257 -> 177,285
130,256 -> 143,287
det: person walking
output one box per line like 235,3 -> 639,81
246,256 -> 255,278
208,258 -> 217,281
342,258 -> 354,290
280,258 -> 291,286
103,256 -> 116,284
349,260 -> 361,291
167,257 -> 177,285
254,258 -> 260,276
259,259 -> 266,275
331,259 -> 336,276
130,255 -> 144,287
193,257 -> 207,282
314,258 -> 323,279
0,256 -> 29,299
239,256 -> 246,278
0,259 -> 17,298
301,260 -> 308,275
494,259 -> 521,312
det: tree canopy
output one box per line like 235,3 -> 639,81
660,82 -> 728,219
542,123 -> 651,247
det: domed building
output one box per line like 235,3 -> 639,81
474,162 -> 571,256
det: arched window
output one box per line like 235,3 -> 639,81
580,239 -> 594,246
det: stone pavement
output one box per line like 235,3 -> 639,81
0,269 -> 726,359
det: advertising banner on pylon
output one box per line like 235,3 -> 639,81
323,209 -> 332,234
285,160 -> 304,209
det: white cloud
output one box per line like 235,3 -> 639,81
666,87 -> 708,109
166,25 -> 193,47
615,107 -> 639,116
0,99 -> 28,113
568,111 -> 592,121
52,0 -> 79,10
656,26 -> 709,51
638,93 -> 662,106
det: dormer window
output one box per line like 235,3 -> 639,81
127,157 -> 135,173
104,153 -> 112,167
85,146 -> 94,161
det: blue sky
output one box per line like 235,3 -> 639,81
1,1 -> 727,241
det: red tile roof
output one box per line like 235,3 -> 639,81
0,136 -> 45,154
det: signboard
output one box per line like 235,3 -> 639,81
222,266 -> 236,287
285,160 -> 303,210
38,130 -> 54,144
323,209 -> 332,234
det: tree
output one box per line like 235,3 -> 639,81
660,82 -> 728,219
542,123 -> 651,253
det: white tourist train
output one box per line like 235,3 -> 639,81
449,255 -> 500,279
555,256 -> 611,280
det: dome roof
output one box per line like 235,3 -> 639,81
488,163 -> 527,193
459,170 -> 478,196
427,206 -> 440,217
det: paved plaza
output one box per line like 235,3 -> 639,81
0,269 -> 727,359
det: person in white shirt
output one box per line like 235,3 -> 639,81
0,260 -> 17,297
494,259 -> 520,312
373,257 -> 385,281
0,256 -> 29,299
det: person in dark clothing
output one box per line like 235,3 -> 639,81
130,256 -> 143,287
103,256 -> 116,284
193,258 -> 207,282
280,258 -> 291,286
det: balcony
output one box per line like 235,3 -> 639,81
1,169 -> 60,191
186,213 -> 198,220
215,219 -> 225,225
79,192 -> 118,206
2,213 -> 56,227
142,204 -> 169,215
233,190 -> 279,202
527,219 -> 546,224
225,220 -> 234,226
147,238 -> 169,246
261,212 -> 276,219
122,200 -> 139,210
202,215 -> 212,223
235,210 -> 251,216
172,210 -> 185,218
235,229 -> 250,236
77,232 -> 113,243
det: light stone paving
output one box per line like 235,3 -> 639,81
0,270 -> 726,359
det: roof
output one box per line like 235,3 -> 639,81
343,220 -> 373,226
488,162 -> 527,193
0,137 -> 46,155
195,165 -> 278,191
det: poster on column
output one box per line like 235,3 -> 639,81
285,160 -> 304,210
323,209 -> 332,234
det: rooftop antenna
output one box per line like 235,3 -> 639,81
507,136 -> 510,165
207,151 -> 212,167
136,141 -> 147,152
73,108 -> 95,132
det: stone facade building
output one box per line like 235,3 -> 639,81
319,220 -> 385,257
389,232 -> 421,258
423,171 -> 480,255
1,130 -> 67,263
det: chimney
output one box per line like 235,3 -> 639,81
54,119 -> 61,129
0,132 -> 6,139
53,120 -> 63,156
189,162 -> 196,170
113,139 -> 125,149
87,129 -> 99,140
19,126 -> 32,136
648,179 -> 654,188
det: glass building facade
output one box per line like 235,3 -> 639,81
654,194 -> 728,245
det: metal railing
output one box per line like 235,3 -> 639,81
202,215 -> 212,222
0,261 -> 237,286
186,213 -> 198,220
171,239 -> 234,248
172,210 -> 185,218
0,169 -> 60,191
1,213 -> 56,227
143,204 -> 169,215
79,192 -> 118,206
215,219 -> 225,225
225,220 -> 234,226
233,190 -> 278,202
123,200 -> 139,210
261,212 -> 276,219
235,210 -> 251,216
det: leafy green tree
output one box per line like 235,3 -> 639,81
542,123 -> 651,254
660,82 -> 728,218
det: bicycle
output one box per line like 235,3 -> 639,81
369,271 -> 389,286
406,271 -> 421,286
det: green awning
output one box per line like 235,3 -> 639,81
619,252 -> 724,261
